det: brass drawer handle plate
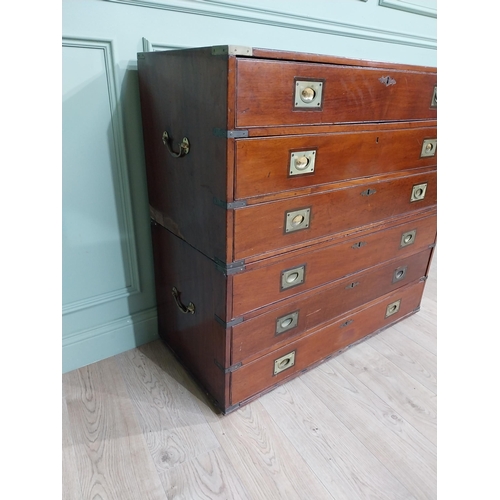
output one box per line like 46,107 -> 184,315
400,230 -> 416,248
275,311 -> 299,335
274,351 -> 296,375
281,265 -> 306,291
172,287 -> 195,314
285,208 -> 311,233
162,131 -> 190,158
392,266 -> 408,283
420,139 -> 437,158
385,299 -> 401,318
430,86 -> 437,108
289,150 -> 316,176
294,79 -> 324,109
410,183 -> 428,202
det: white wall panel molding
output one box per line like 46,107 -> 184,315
62,37 -> 141,316
379,0 -> 437,18
142,38 -> 189,52
106,0 -> 436,49
62,307 -> 158,373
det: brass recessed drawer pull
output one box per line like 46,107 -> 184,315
294,79 -> 324,109
281,265 -> 306,291
162,131 -> 190,158
276,311 -> 299,335
274,351 -> 296,375
172,286 -> 195,314
400,229 -> 417,247
385,299 -> 401,318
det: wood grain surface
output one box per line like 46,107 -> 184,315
62,254 -> 437,500
235,58 -> 436,127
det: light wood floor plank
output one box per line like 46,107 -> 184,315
115,344 -> 220,470
62,249 -> 437,500
260,378 -> 415,500
63,358 -> 166,500
116,342 -> 252,499
162,449 -> 252,500
337,343 -> 437,445
62,396 -> 83,500
368,325 -> 437,394
394,312 -> 437,355
303,358 -> 436,498
198,398 -> 334,500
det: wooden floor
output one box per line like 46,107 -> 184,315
62,253 -> 437,500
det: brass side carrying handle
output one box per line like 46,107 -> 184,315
162,131 -> 190,158
172,287 -> 195,314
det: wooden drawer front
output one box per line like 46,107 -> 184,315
235,126 -> 437,200
235,59 -> 436,128
232,212 -> 436,317
234,170 -> 436,260
231,280 -> 425,405
232,249 -> 431,364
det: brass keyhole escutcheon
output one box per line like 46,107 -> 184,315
294,156 -> 310,170
301,87 -> 315,102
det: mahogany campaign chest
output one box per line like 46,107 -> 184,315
137,46 -> 437,414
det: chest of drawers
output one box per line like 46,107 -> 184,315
137,46 -> 437,414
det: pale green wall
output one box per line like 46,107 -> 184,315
62,0 -> 437,373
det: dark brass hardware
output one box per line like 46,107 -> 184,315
420,139 -> 437,158
392,266 -> 408,283
385,299 -> 401,318
162,131 -> 190,158
285,208 -> 311,233
340,319 -> 354,328
410,183 -> 428,202
400,229 -> 416,248
345,282 -> 360,289
274,351 -> 296,375
379,76 -> 396,86
172,286 -> 195,314
289,150 -> 316,175
276,311 -> 299,335
430,86 -> 437,108
352,241 -> 367,249
294,79 -> 324,109
281,265 -> 306,291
